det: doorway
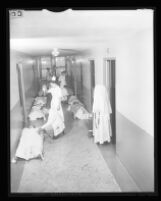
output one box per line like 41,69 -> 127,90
87,59 -> 95,133
104,58 -> 116,144
16,62 -> 28,126
76,62 -> 83,102
89,59 -> 95,112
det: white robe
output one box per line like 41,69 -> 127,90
92,85 -> 112,144
48,86 -> 64,122
41,85 -> 65,136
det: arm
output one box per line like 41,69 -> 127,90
41,109 -> 55,129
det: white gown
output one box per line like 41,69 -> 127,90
92,85 -> 112,144
49,86 -> 64,122
41,85 -> 65,136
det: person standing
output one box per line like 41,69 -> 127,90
41,76 -> 65,137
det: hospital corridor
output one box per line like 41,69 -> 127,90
9,9 -> 154,193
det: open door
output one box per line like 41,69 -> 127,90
104,58 -> 116,144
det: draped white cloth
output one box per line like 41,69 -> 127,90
28,97 -> 47,121
92,85 -> 112,144
15,128 -> 44,160
28,109 -> 46,121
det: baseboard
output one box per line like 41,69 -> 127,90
116,111 -> 154,192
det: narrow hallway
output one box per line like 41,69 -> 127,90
15,104 -> 121,193
9,9 -> 154,194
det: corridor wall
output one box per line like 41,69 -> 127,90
115,28 -> 154,191
10,50 -> 36,158
79,60 -> 92,112
10,50 -> 35,110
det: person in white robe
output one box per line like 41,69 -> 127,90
41,76 -> 65,136
92,84 -> 112,144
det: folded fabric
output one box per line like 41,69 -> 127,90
35,97 -> 47,102
67,96 -> 90,120
68,97 -> 84,107
15,128 -> 44,160
70,103 -> 82,114
41,107 -> 49,115
31,105 -> 42,110
34,97 -> 47,105
28,109 -> 46,121
75,107 -> 90,120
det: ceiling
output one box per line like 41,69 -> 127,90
10,9 -> 153,57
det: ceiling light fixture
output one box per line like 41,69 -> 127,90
51,48 -> 59,57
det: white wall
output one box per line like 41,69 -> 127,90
10,50 -> 35,110
115,29 -> 154,136
84,28 -> 154,137
64,28 -> 154,137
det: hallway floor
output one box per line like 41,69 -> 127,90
11,104 -> 139,193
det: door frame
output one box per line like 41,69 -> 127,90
16,62 -> 28,126
89,59 -> 95,112
103,57 -> 116,144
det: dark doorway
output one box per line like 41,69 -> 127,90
16,64 -> 23,106
104,58 -> 116,144
89,60 -> 95,112
87,60 -> 95,133
77,62 -> 83,102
